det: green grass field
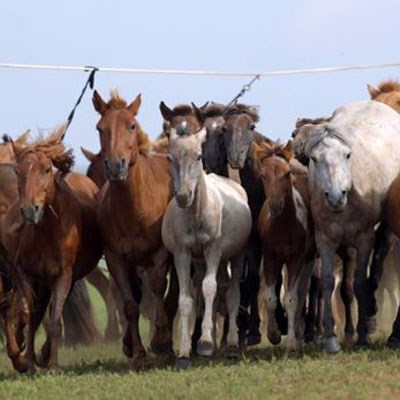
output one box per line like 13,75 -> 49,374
1,285 -> 400,400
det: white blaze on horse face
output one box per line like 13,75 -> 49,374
292,186 -> 307,231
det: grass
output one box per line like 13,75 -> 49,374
0,284 -> 400,399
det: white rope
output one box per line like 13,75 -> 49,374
0,61 -> 400,77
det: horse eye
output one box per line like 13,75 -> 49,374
167,154 -> 172,162
249,124 -> 256,131
311,157 -> 317,163
197,154 -> 202,161
45,166 -> 51,174
346,153 -> 351,159
128,123 -> 136,133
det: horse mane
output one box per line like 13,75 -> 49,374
171,104 -> 194,116
107,90 -> 128,109
304,127 -> 347,156
224,103 -> 260,123
377,80 -> 400,94
255,140 -> 292,162
203,103 -> 225,119
13,124 -> 75,173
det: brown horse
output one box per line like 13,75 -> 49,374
93,90 -> 176,361
1,126 -> 103,371
368,80 -> 400,114
254,140 -> 315,352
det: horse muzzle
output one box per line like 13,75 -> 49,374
175,190 -> 194,209
20,204 -> 43,225
325,191 -> 347,213
104,160 -> 129,182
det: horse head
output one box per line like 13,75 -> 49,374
92,90 -> 149,182
159,101 -> 206,208
305,128 -> 351,213
222,104 -> 259,169
13,125 -> 73,224
253,140 -> 293,217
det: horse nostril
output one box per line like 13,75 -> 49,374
20,207 -> 24,217
342,190 -> 347,195
324,191 -> 329,198
34,205 -> 40,212
121,158 -> 126,167
104,159 -> 109,167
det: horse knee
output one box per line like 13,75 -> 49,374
202,276 -> 217,299
123,300 -> 139,322
179,294 -> 193,317
47,320 -> 62,338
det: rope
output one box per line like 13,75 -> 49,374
228,74 -> 260,105
64,66 -> 97,135
1,61 -> 400,77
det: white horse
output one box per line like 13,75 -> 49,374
161,118 -> 251,369
301,100 -> 400,352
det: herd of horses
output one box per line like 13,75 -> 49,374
1,79 -> 400,372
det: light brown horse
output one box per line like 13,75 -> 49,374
93,90 -> 176,361
0,131 -> 30,163
254,140 -> 315,352
368,80 -> 400,114
1,126 -> 103,371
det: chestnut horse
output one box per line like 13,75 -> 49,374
1,126 -> 103,371
0,131 -> 30,163
93,90 -> 176,361
368,80 -> 400,114
254,140 -> 315,352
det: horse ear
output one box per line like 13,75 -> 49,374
199,101 -> 209,112
93,90 -> 108,114
2,134 -> 11,143
159,101 -> 174,122
283,140 -> 293,159
15,130 -> 30,146
191,102 -> 205,124
127,94 -> 142,116
80,147 -> 96,162
251,142 -> 263,161
367,84 -> 381,99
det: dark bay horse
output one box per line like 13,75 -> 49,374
221,104 -> 288,346
93,90 -> 176,361
254,140 -> 316,352
1,125 -> 103,371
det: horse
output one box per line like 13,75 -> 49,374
254,140 -> 315,352
159,101 -> 251,368
93,89 -> 176,361
299,100 -> 400,352
221,104 -> 288,346
1,125 -> 103,371
367,80 -> 400,114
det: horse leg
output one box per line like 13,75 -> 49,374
197,245 -> 221,357
174,250 -> 193,369
263,253 -> 283,346
304,263 -> 320,343
316,232 -> 340,353
105,250 -> 145,361
354,232 -> 375,347
148,248 -> 173,355
44,268 -> 73,370
246,234 -> 262,346
164,261 -> 179,338
338,248 -> 356,350
224,252 -> 245,358
387,305 -> 400,348
86,267 -> 120,341
26,284 -> 51,367
365,223 -> 391,333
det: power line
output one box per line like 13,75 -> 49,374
0,61 -> 400,77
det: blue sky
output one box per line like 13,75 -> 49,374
1,0 -> 400,170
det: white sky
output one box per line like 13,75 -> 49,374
1,0 -> 400,170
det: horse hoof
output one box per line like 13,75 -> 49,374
197,341 -> 214,357
226,346 -> 240,359
122,343 -> 133,358
366,316 -> 377,335
175,357 -> 191,370
322,337 -> 341,353
342,336 -> 354,351
386,336 -> 400,349
12,355 -> 34,374
150,339 -> 173,355
267,331 -> 281,346
355,337 -> 370,349
247,334 -> 262,347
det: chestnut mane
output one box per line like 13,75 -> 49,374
256,141 -> 292,162
107,90 -> 150,155
377,80 -> 400,94
13,124 -> 74,173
